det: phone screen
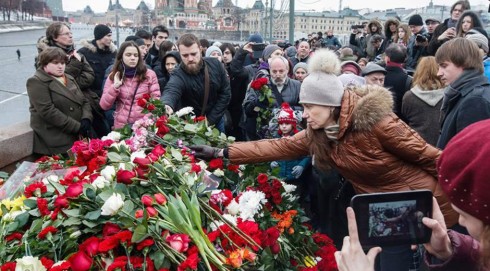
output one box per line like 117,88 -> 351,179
351,190 -> 432,247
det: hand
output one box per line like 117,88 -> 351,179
270,161 -> 279,168
113,71 -> 122,89
165,105 -> 174,115
439,28 -> 456,41
334,207 -> 381,271
79,118 -> 92,138
422,198 -> 453,261
189,145 -> 223,160
291,166 -> 304,179
243,42 -> 254,53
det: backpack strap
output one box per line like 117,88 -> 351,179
201,63 -> 210,116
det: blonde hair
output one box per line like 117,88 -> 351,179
412,57 -> 445,90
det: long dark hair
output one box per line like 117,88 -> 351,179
109,41 -> 147,82
306,106 -> 341,173
456,10 -> 483,37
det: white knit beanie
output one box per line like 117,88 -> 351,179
299,49 -> 344,107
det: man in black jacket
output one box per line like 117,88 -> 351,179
436,38 -> 490,149
77,24 -> 116,137
383,43 -> 412,121
162,34 -> 231,132
145,25 -> 170,68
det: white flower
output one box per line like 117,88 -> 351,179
3,210 -> 26,222
213,168 -> 224,177
69,230 -> 81,239
210,220 -> 223,231
222,214 -> 237,226
111,140 -> 128,149
100,166 -> 116,181
237,191 -> 267,221
92,176 -> 110,189
42,175 -> 59,185
101,193 -> 124,216
281,182 -> 297,194
130,150 -> 146,163
226,199 -> 240,216
15,256 -> 46,271
209,214 -> 237,231
102,131 -> 121,142
175,106 -> 194,117
198,160 -> 208,171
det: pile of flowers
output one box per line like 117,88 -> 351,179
0,97 -> 337,271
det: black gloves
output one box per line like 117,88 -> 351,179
189,145 -> 222,160
79,118 -> 92,138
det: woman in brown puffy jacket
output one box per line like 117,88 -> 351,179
192,49 -> 458,270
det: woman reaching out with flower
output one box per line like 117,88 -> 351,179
191,49 -> 459,270
100,41 -> 160,129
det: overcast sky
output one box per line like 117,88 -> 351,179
62,0 -> 487,13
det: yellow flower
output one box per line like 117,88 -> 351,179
11,195 -> 26,211
1,198 -> 12,211
304,256 -> 317,267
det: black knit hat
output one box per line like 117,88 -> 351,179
408,14 -> 424,26
94,24 -> 112,40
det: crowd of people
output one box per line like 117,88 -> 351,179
25,0 -> 490,269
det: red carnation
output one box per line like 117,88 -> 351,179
80,237 -> 100,256
98,236 -> 120,252
40,257 -> 54,269
4,232 -> 22,243
190,163 -> 201,173
38,226 -> 58,239
227,164 -> 240,173
208,158 -> 224,170
102,222 -> 121,237
177,250 -> 199,271
68,251 -> 93,271
115,230 -> 133,246
54,195 -> 69,209
136,238 -> 155,251
37,198 -> 50,216
193,116 -> 206,122
0,262 -> 16,271
147,104 -> 156,111
116,169 -> 136,184
24,181 -> 47,198
257,173 -> 268,184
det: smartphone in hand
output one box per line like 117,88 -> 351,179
351,190 -> 433,247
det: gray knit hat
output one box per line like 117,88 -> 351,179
466,31 -> 489,54
299,49 -> 344,107
293,62 -> 308,74
262,44 -> 281,61
205,46 -> 222,57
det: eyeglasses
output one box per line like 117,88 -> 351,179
58,32 -> 72,36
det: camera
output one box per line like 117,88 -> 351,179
416,34 -> 429,43
251,43 -> 266,59
351,190 -> 432,247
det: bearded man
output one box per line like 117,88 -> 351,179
162,34 -> 231,132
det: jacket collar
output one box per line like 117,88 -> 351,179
34,69 -> 82,105
449,69 -> 489,96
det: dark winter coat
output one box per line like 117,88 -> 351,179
406,27 -> 429,70
229,47 -> 257,84
289,54 -> 310,67
428,18 -> 454,56
402,86 -> 444,146
437,69 -> 490,149
229,86 -> 459,227
224,61 -> 250,140
161,57 -> 231,125
77,39 -> 117,96
27,69 -> 92,155
384,64 -> 412,119
153,51 -> 181,92
322,36 -> 342,49
425,230 -> 484,271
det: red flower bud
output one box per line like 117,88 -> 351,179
54,195 -> 69,209
146,206 -> 157,217
135,209 -> 144,218
116,169 -> 136,184
147,104 -> 156,111
69,251 -> 93,271
65,182 -> 84,198
102,222 -> 121,237
154,193 -> 167,205
137,98 -> 147,107
142,93 -> 151,100
141,195 -> 154,206
133,157 -> 151,169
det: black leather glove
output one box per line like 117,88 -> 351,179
189,145 -> 222,161
79,118 -> 92,138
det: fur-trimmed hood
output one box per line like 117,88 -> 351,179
338,85 -> 394,136
384,18 -> 400,39
367,19 -> 383,35
79,39 -> 117,54
36,36 -> 51,53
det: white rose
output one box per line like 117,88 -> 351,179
100,166 -> 116,181
225,199 -> 240,216
102,131 -> 122,142
93,176 -> 110,189
42,175 -> 59,185
175,106 -> 194,117
213,169 -> 224,177
15,256 -> 46,271
101,193 -> 124,216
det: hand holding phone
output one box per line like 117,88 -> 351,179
421,198 -> 453,261
351,190 -> 433,247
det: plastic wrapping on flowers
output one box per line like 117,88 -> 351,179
0,97 -> 338,271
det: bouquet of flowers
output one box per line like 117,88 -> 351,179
0,97 -> 337,271
250,78 -> 274,135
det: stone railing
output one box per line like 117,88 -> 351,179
0,121 -> 33,172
